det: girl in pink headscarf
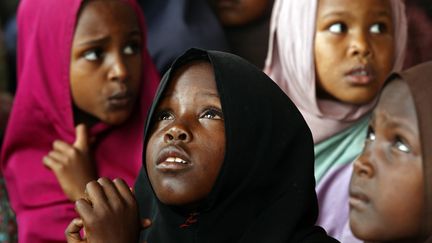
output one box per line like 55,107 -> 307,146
0,0 -> 159,242
264,0 -> 407,242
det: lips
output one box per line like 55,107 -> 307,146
349,187 -> 370,210
345,65 -> 375,85
108,90 -> 133,107
156,146 -> 192,172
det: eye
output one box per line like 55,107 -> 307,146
366,126 -> 376,141
394,136 -> 411,153
200,108 -> 224,120
83,49 -> 103,61
370,23 -> 387,34
156,111 -> 174,121
123,43 -> 141,55
328,23 -> 347,34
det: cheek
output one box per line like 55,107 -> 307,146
129,56 -> 142,83
374,170 -> 424,236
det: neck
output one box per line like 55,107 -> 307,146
73,105 -> 100,128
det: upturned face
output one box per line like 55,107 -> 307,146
314,0 -> 394,105
210,0 -> 273,26
349,80 -> 425,242
70,0 -> 142,125
145,61 -> 226,209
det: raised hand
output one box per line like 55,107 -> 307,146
44,124 -> 97,201
65,178 -> 145,243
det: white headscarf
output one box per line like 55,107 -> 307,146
264,0 -> 407,143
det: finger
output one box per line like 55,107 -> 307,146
42,155 -> 61,171
85,180 -> 108,208
75,198 -> 94,221
73,124 -> 88,152
113,178 -> 135,204
65,218 -> 84,243
141,218 -> 152,229
47,150 -> 68,163
97,178 -> 123,208
53,140 -> 75,155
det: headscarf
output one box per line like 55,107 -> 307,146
264,0 -> 407,143
0,0 -> 159,242
138,0 -> 229,74
392,61 -> 432,240
135,48 -> 339,243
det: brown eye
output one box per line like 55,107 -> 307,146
394,136 -> 410,153
328,22 -> 347,34
83,49 -> 103,61
200,108 -> 223,120
156,111 -> 174,121
370,23 -> 387,34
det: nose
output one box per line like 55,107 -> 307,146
353,151 -> 374,178
349,30 -> 372,59
108,53 -> 129,82
164,124 -> 191,143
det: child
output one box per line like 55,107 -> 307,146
264,0 -> 407,241
65,48 -> 339,243
139,0 -> 229,74
349,61 -> 432,243
0,0 -> 159,242
209,0 -> 274,69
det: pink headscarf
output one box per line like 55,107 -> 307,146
0,0 -> 159,242
264,0 -> 407,143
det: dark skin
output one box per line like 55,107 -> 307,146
43,0 -> 142,201
66,61 -> 226,243
349,80 -> 425,243
210,0 -> 274,26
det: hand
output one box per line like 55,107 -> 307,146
65,178 -> 149,243
44,124 -> 97,201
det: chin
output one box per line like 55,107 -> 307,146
102,113 -> 131,126
339,93 -> 377,105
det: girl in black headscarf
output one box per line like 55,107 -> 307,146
65,48 -> 339,243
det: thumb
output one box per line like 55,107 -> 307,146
73,124 -> 88,152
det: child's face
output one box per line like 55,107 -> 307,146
70,0 -> 142,125
349,80 -> 424,241
314,0 -> 394,105
146,61 -> 225,209
210,0 -> 272,26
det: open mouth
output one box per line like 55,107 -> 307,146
345,65 -> 375,85
156,147 -> 192,172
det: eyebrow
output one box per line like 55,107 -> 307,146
320,10 -> 391,20
76,29 -> 142,47
374,112 -> 418,135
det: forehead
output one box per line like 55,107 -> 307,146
167,61 -> 217,95
317,0 -> 392,17
75,0 -> 140,36
375,80 -> 417,122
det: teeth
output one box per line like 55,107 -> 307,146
353,70 -> 368,76
165,157 -> 187,164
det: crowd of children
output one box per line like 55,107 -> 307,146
0,0 -> 431,242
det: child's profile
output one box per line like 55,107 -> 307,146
349,61 -> 432,243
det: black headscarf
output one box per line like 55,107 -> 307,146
138,0 -> 229,74
135,48 -> 339,243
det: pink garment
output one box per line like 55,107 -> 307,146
264,0 -> 407,143
0,0 -> 159,242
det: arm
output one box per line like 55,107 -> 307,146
66,178 -> 147,243
43,124 -> 97,201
